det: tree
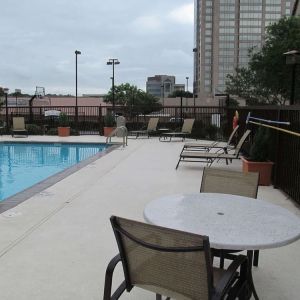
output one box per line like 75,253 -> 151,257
104,83 -> 162,114
168,90 -> 193,98
225,16 -> 300,105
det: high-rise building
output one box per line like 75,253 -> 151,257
194,0 -> 295,103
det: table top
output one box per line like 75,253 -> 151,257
144,193 -> 300,250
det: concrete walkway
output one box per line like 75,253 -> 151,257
0,135 -> 299,299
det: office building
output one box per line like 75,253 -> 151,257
146,75 -> 186,99
194,0 -> 295,103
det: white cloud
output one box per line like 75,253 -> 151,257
131,15 -> 161,33
168,3 -> 194,24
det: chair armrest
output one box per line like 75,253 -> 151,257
103,254 -> 127,300
213,254 -> 248,299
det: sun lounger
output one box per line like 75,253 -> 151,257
129,117 -> 159,138
182,125 -> 240,151
11,117 -> 28,137
175,129 -> 251,169
159,118 -> 195,142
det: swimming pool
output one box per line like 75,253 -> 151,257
0,142 -> 110,202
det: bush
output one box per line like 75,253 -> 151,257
249,127 -> 271,162
104,113 -> 116,127
46,128 -> 58,135
58,112 -> 69,127
26,124 -> 43,135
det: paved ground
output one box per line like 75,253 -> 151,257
0,135 -> 299,300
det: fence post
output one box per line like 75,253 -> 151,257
98,105 -> 102,135
273,108 -> 281,189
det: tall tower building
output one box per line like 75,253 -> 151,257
194,0 -> 295,103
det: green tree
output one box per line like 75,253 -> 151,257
104,83 -> 162,114
168,90 -> 193,98
225,16 -> 300,105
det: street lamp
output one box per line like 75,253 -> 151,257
283,50 -> 300,105
3,88 -> 9,133
107,58 -> 120,113
75,50 -> 81,129
161,83 -> 165,106
186,77 -> 189,106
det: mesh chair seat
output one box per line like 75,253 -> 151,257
104,216 -> 248,300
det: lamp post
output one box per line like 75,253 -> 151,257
75,50 -> 81,130
283,50 -> 300,105
107,58 -> 120,114
186,76 -> 189,106
161,83 -> 165,106
3,88 -> 9,133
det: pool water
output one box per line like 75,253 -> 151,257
0,142 -> 109,201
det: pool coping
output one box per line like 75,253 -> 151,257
0,142 -> 120,214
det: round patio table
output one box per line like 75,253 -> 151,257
144,193 -> 300,251
144,193 -> 300,300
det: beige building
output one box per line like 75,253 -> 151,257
194,0 -> 295,104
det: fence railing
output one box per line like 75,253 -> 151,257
1,104 -> 299,204
228,105 -> 300,205
0,105 -> 228,139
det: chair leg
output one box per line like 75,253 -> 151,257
253,250 -> 259,267
219,250 -> 225,269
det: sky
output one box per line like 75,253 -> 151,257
0,0 -> 194,96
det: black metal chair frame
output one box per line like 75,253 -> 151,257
104,216 -> 249,300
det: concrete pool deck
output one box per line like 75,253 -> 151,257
0,134 -> 299,299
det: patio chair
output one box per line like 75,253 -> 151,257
104,216 -> 248,300
129,117 -> 159,139
176,129 -> 251,169
11,117 -> 28,137
159,118 -> 195,142
106,116 -> 128,147
182,125 -> 240,152
200,167 -> 260,268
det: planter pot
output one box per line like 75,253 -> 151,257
104,127 -> 116,137
242,157 -> 274,186
58,127 -> 70,137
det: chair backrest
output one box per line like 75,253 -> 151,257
181,119 -> 195,133
147,118 -> 159,131
233,129 -> 251,156
226,125 -> 239,146
13,117 -> 25,130
200,167 -> 259,198
116,116 -> 126,127
111,216 -> 213,300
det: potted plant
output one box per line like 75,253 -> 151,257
103,113 -> 116,137
242,127 -> 274,186
58,112 -> 70,137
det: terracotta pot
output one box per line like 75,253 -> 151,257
58,127 -> 70,137
103,127 -> 116,137
242,157 -> 274,186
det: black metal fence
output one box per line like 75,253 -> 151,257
0,105 -> 228,139
228,105 -> 300,205
1,104 -> 299,204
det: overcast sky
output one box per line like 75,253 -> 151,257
0,0 -> 194,96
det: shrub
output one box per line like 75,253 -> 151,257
249,127 -> 271,162
104,113 -> 116,127
26,124 -> 43,135
58,112 -> 69,127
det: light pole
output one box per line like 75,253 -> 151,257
283,50 -> 300,105
3,88 -> 9,133
186,76 -> 189,106
75,50 -> 81,130
107,58 -> 120,114
161,83 -> 164,106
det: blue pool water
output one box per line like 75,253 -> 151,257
0,142 -> 109,201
